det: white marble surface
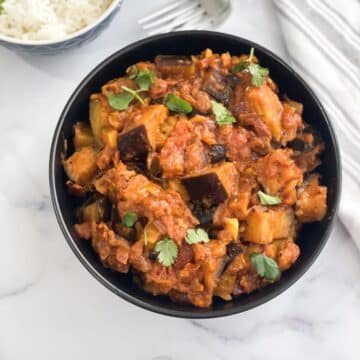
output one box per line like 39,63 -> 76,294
0,0 -> 359,359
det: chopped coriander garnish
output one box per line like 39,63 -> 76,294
250,253 -> 281,280
211,100 -> 236,125
164,93 -> 193,114
258,191 -> 282,205
108,85 -> 143,110
185,228 -> 210,245
136,69 -> 154,91
232,47 -> 254,73
232,47 -> 269,87
121,85 -> 145,104
108,91 -> 134,111
121,211 -> 137,227
154,237 -> 178,267
107,69 -> 154,110
248,47 -> 254,62
232,61 -> 248,73
248,63 -> 269,87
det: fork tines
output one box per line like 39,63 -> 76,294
138,0 -> 207,35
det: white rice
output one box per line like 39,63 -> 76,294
0,0 -> 114,41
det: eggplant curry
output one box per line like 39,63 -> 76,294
63,49 -> 327,308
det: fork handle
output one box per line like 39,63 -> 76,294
198,0 -> 231,17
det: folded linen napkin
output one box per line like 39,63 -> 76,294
273,0 -> 360,250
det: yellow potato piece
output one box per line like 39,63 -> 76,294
63,146 -> 98,185
89,94 -> 111,145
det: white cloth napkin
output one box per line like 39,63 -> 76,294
273,0 -> 360,250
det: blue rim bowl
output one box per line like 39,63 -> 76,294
0,0 -> 123,54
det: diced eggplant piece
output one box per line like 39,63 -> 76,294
191,202 -> 217,225
66,181 -> 89,197
73,122 -> 95,150
214,253 -> 248,301
155,55 -> 195,78
294,143 -> 324,173
148,250 -> 159,261
215,256 -> 230,281
183,173 -> 227,205
89,94 -> 111,145
118,105 -> 168,161
147,152 -> 163,179
288,138 -> 306,151
227,74 -> 242,88
207,225 -> 222,239
182,162 -> 238,206
138,216 -> 148,227
226,242 -> 243,258
114,224 -> 137,243
208,144 -> 226,164
118,125 -> 151,162
125,161 -> 147,174
78,197 -> 111,223
202,70 -> 238,104
63,146 -> 98,185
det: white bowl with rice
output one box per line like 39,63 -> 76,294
0,0 -> 123,53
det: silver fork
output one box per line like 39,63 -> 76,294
138,0 -> 232,36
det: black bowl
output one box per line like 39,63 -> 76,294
49,31 -> 341,318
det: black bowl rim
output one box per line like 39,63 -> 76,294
49,30 -> 341,319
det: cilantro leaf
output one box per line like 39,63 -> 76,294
107,81 -> 147,111
108,92 -> 134,110
232,48 -> 269,86
248,63 -> 269,87
250,253 -> 281,280
121,212 -> 137,227
136,69 -> 154,91
0,0 -> 5,14
121,86 -> 145,104
164,93 -> 192,114
248,47 -> 254,62
154,237 -> 178,267
211,100 -> 236,125
258,191 -> 281,205
232,47 -> 254,73
185,228 -> 210,245
232,61 -> 248,73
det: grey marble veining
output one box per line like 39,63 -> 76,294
0,0 -> 359,359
